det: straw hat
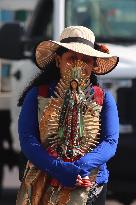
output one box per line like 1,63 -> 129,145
35,26 -> 119,75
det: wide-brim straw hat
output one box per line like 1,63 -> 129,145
35,26 -> 119,75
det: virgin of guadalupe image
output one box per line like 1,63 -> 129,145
57,79 -> 87,161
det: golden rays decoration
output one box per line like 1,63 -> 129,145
39,69 -> 103,156
39,98 -> 62,144
61,60 -> 90,87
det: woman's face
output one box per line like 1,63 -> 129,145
56,50 -> 95,77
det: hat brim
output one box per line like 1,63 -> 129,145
35,40 -> 119,75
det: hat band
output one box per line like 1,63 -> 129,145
60,37 -> 94,48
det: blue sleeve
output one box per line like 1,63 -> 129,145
18,87 -> 88,187
74,91 -> 119,175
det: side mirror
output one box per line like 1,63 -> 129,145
0,23 -> 25,60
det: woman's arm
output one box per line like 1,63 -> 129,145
18,87 -> 88,187
74,91 -> 119,175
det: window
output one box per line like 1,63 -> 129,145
65,0 -> 136,41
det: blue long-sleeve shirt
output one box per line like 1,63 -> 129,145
18,85 -> 119,186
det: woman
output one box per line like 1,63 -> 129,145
16,26 -> 119,205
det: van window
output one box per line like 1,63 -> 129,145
65,0 -> 136,42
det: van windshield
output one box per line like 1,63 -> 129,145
65,0 -> 136,42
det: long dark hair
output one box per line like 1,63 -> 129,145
18,47 -> 99,106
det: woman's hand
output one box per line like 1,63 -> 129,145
76,175 -> 95,188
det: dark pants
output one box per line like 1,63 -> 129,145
86,184 -> 107,205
